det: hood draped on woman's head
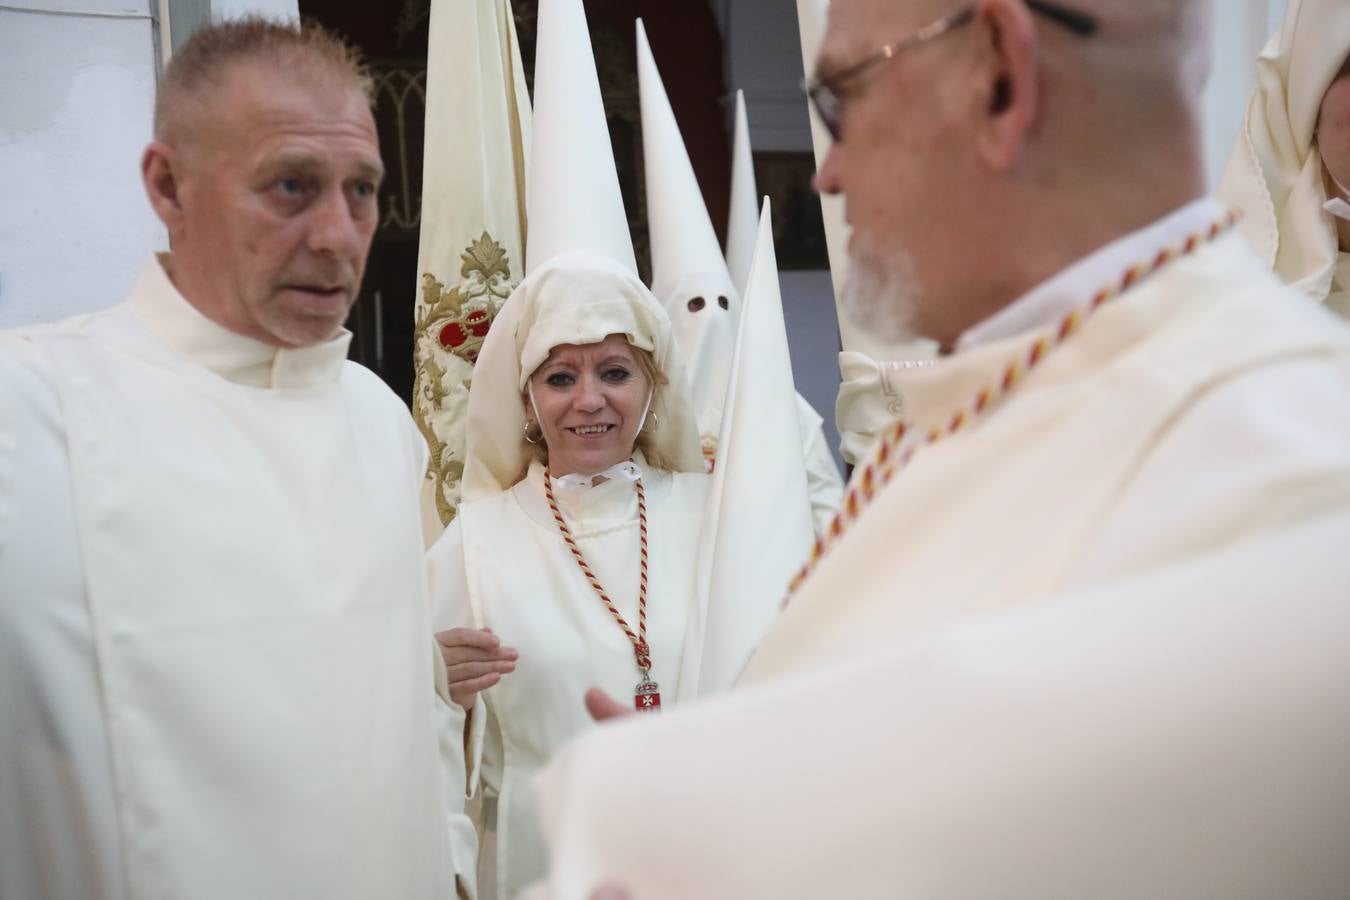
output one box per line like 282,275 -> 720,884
460,0 -> 702,502
1218,0 -> 1350,307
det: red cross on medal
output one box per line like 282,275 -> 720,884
635,675 -> 661,711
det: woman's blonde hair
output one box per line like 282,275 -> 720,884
522,343 -> 678,473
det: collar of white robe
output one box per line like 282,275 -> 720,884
1323,169 -> 1350,222
553,460 -> 643,491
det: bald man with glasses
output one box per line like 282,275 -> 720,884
523,2 -> 1350,897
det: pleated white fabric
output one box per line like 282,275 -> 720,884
1217,0 -> 1350,313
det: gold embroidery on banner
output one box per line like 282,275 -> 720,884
413,232 -> 519,524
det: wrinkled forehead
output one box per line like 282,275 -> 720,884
199,60 -> 377,151
818,0 -> 932,75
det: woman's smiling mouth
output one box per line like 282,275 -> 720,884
569,424 -> 615,437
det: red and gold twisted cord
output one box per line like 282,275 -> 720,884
543,467 -> 652,671
786,211 -> 1240,601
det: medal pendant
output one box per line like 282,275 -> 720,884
634,676 -> 662,712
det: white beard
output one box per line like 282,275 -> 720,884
839,243 -> 924,344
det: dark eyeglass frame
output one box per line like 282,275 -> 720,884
804,1 -> 1099,142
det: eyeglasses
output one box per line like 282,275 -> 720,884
804,1 -> 1099,142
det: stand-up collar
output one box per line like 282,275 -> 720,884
957,199 -> 1225,352
127,254 -> 353,389
885,199 -> 1230,429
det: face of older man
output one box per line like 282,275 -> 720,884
813,0 -> 984,345
147,61 -> 383,348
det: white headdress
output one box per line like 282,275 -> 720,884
637,18 -> 739,441
525,0 -> 634,275
461,0 -> 703,501
1217,0 -> 1350,306
684,198 -> 815,693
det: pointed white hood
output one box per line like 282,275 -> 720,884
637,17 -> 739,440
684,197 -> 816,692
526,0 -> 636,275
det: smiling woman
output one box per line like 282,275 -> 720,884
425,251 -> 712,900
419,1 -> 793,894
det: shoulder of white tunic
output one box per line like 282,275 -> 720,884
340,358 -> 413,411
1108,235 -> 1350,391
1,303 -> 125,358
339,359 -> 428,470
0,329 -> 80,554
464,475 -> 537,529
665,469 -> 712,509
0,330 -> 66,423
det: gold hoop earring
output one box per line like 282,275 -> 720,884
640,411 -> 660,435
524,421 -> 544,444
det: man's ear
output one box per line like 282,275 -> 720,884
142,140 -> 186,233
972,0 -> 1039,171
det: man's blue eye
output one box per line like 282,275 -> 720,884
277,178 -> 304,196
354,182 -> 377,199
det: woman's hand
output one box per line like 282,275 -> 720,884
435,627 -> 517,710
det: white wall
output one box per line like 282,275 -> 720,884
0,1 -> 165,328
0,0 -> 301,329
211,0 -> 296,21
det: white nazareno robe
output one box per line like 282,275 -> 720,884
0,257 -> 474,900
427,460 -> 708,900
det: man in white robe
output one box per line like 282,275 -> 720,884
0,19 -> 474,899
524,0 -> 1350,896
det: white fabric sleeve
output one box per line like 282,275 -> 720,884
426,520 -> 488,797
528,505 -> 1350,899
0,334 -> 44,557
0,333 -> 129,898
426,519 -> 471,631
430,643 -> 480,900
794,393 -> 845,535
